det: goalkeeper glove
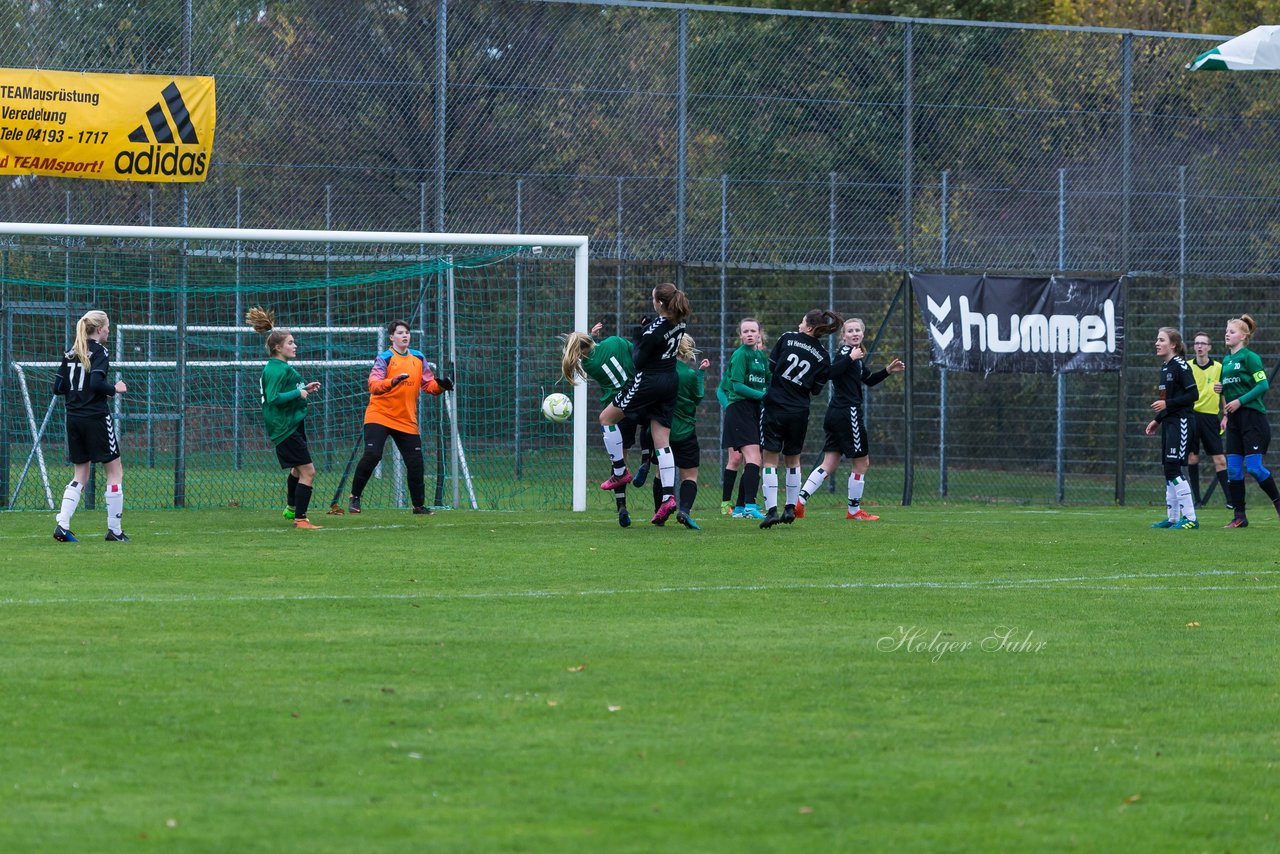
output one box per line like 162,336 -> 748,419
390,373 -> 410,387
437,377 -> 454,392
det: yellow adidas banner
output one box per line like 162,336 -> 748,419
0,68 -> 215,183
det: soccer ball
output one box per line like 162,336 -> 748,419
541,392 -> 572,423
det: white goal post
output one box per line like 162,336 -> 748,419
0,222 -> 592,512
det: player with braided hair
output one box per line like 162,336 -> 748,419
247,306 -> 323,530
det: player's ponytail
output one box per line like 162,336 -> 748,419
804,309 -> 844,338
1234,314 -> 1258,343
653,282 -> 691,323
73,310 -> 109,373
560,331 -> 595,383
677,334 -> 698,362
1159,327 -> 1186,358
246,306 -> 290,356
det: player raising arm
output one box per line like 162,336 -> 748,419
1144,327 -> 1199,530
52,310 -> 129,543
347,318 -> 452,516
247,306 -> 323,530
758,308 -> 843,529
796,316 -> 904,521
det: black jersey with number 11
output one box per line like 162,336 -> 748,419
764,331 -> 831,413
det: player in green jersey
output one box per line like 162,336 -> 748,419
247,307 -> 324,529
717,318 -> 769,520
1215,314 -> 1280,528
650,335 -> 709,529
561,324 -> 641,527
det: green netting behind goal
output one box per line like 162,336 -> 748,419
1,232 -> 577,512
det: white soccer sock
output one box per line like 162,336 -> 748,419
762,467 -> 778,511
785,467 -> 801,507
57,479 -> 83,529
1175,477 -> 1196,522
657,447 -> 676,496
849,471 -> 866,509
800,466 -> 827,502
105,483 -> 124,534
1165,481 -> 1177,522
601,425 -> 626,472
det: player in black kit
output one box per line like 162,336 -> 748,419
597,282 -> 692,525
1144,327 -> 1199,529
758,309 -> 843,529
796,317 -> 904,521
52,310 -> 129,542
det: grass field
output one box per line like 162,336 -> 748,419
2,498 -> 1278,852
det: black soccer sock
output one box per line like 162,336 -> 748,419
1186,463 -> 1201,505
738,463 -> 761,507
1229,480 -> 1247,516
294,483 -> 313,520
652,477 -> 663,513
1258,474 -> 1280,505
405,453 -> 426,508
1216,470 -> 1229,505
614,485 -> 627,511
722,468 -> 737,503
287,473 -> 299,508
679,479 -> 698,514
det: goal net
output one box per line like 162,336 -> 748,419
0,223 -> 590,513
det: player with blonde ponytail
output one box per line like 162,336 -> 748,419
53,310 -> 129,542
247,307 -> 324,529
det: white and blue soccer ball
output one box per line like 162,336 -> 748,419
541,392 -> 572,423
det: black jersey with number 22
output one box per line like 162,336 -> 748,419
764,331 -> 831,413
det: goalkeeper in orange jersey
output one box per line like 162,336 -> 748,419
346,319 -> 453,515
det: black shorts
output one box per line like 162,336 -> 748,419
760,405 -> 810,457
66,413 -> 120,464
721,399 -> 762,449
1224,407 -> 1271,457
274,421 -> 313,469
612,370 -> 677,428
1188,411 -> 1224,457
670,433 -> 700,470
1160,415 -> 1190,465
361,422 -> 423,464
821,405 -> 869,459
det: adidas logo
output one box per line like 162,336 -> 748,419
113,81 -> 208,178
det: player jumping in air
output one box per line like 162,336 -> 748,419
347,318 -> 452,516
597,283 -> 691,525
52,310 -> 129,543
247,306 -> 324,530
796,317 -> 904,521
1145,327 -> 1199,530
758,309 -> 842,529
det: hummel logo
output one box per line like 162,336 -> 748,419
926,295 -> 954,349
128,82 -> 199,145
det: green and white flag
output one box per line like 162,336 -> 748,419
1188,25 -> 1280,71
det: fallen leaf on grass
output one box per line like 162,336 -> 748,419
799,806 -> 814,815
165,818 -> 178,828
1123,794 -> 1141,805
607,705 -> 622,712
547,700 -> 559,707
1185,621 -> 1200,627
567,664 -> 587,672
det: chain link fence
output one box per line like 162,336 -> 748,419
4,0 -> 1279,508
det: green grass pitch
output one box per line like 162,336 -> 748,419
2,501 -> 1277,852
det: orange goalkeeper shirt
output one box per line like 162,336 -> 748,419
364,347 -> 445,433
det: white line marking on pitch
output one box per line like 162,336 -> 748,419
2,568 -> 1276,608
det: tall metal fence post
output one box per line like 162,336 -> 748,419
901,20 -> 915,506
719,173 -> 728,470
1178,165 -> 1187,332
233,186 -> 243,470
1057,167 -> 1067,504
676,8 -> 688,291
615,177 -> 624,330
1116,31 -> 1133,506
514,177 -> 523,480
0,241 -> 7,507
939,169 -> 948,497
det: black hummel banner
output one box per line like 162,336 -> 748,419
910,274 -> 1125,375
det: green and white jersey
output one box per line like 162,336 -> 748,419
717,344 -> 769,405
671,360 -> 705,442
259,357 -> 308,445
581,335 -> 634,404
1220,346 -> 1268,414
